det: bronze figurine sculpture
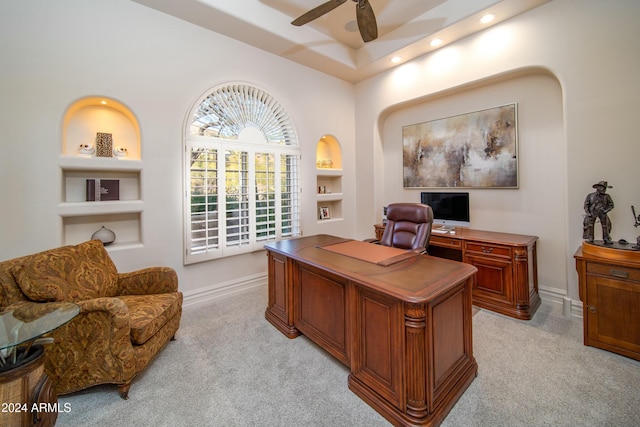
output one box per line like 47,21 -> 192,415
583,181 -> 614,245
632,205 -> 640,249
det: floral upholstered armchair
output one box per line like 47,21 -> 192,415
0,240 -> 183,399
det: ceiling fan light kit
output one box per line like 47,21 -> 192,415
292,0 -> 378,43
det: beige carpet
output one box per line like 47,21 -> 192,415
57,285 -> 640,426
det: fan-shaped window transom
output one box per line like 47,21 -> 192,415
190,84 -> 298,146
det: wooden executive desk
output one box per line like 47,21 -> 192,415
264,235 -> 478,427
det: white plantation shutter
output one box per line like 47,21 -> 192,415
187,148 -> 219,255
184,84 -> 300,264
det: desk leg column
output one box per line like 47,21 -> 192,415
514,247 -> 530,312
405,303 -> 428,419
265,251 -> 300,338
513,245 -> 540,319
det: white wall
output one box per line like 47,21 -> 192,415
0,0 -> 356,299
354,0 -> 640,306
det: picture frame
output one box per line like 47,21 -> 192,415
402,103 -> 518,188
319,206 -> 331,220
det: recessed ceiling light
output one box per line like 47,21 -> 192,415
430,38 -> 443,47
480,14 -> 495,24
390,56 -> 402,63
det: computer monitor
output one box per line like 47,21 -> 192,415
420,192 -> 470,229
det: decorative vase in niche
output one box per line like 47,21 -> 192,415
91,226 -> 116,246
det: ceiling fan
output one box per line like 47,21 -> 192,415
292,0 -> 378,43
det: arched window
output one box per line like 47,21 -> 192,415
184,83 -> 301,264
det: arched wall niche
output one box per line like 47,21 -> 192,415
315,134 -> 343,222
58,96 -> 144,250
315,134 -> 342,170
62,96 -> 141,160
375,67 -> 569,298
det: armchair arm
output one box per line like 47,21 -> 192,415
117,267 -> 178,295
44,297 -> 136,394
75,297 -> 131,330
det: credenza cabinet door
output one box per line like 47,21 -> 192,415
464,247 -> 514,307
584,264 -> 640,359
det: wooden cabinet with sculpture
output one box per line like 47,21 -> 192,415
575,243 -> 640,361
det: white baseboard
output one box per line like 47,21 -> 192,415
181,275 -> 585,319
182,273 -> 267,309
538,285 -> 583,318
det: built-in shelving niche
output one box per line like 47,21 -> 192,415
316,135 -> 343,223
59,96 -> 143,250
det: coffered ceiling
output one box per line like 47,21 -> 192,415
133,0 -> 551,83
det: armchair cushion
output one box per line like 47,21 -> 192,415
11,240 -> 119,302
120,293 -> 182,345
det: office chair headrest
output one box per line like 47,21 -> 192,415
386,203 -> 433,224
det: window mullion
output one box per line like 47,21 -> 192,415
275,154 -> 282,240
218,145 -> 227,254
248,149 -> 257,251
184,145 -> 193,258
240,151 -> 250,248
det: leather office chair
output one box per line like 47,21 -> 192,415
378,203 -> 433,252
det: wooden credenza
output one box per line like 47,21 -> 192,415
374,224 -> 540,320
265,235 -> 478,427
575,242 -> 640,361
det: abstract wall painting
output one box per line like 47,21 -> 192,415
403,103 -> 518,188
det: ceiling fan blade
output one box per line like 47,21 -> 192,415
292,0 -> 347,26
356,0 -> 378,42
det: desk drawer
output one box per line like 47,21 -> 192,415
430,235 -> 462,249
587,262 -> 640,281
465,242 -> 512,258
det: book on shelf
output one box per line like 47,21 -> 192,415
86,179 -> 120,201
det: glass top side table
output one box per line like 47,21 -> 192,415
0,302 -> 79,370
